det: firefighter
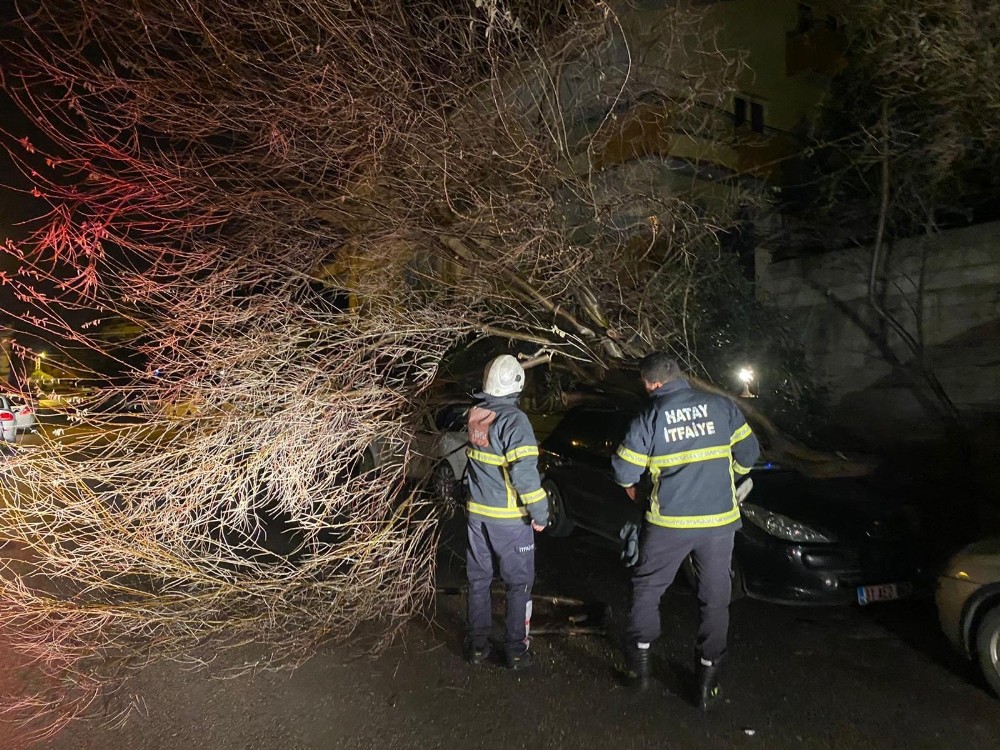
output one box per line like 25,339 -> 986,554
464,354 -> 549,670
612,352 -> 759,710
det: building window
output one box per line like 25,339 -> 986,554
797,3 -> 814,33
734,96 -> 765,134
734,97 -> 746,127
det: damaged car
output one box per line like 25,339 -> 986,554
404,401 -> 470,506
538,405 -> 923,606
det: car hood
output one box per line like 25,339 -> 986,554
942,538 -> 1000,585
746,470 -> 909,541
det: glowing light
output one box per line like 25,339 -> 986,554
737,366 -> 756,398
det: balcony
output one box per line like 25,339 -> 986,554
590,101 -> 738,172
587,99 -> 800,183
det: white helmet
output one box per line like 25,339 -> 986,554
482,354 -> 525,397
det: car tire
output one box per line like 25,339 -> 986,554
976,605 -> 1000,698
431,461 -> 462,508
541,479 -> 575,538
682,555 -> 745,602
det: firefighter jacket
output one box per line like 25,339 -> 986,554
465,393 -> 549,527
612,379 -> 760,532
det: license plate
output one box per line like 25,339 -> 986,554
857,582 -> 911,605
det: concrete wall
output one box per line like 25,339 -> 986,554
757,221 -> 1000,442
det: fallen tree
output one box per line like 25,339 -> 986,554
0,0 -> 778,738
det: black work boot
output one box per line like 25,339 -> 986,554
695,658 -> 723,711
623,645 -> 651,690
506,649 -> 534,671
464,641 -> 492,666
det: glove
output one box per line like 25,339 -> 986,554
619,522 -> 639,567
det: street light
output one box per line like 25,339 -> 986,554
737,366 -> 755,398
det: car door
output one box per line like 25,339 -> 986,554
586,413 -> 644,538
556,410 -> 642,540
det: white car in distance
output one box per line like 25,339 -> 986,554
0,393 -> 37,442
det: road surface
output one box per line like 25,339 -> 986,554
10,517 -> 995,750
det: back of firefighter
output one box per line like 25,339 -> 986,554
612,352 -> 759,710
464,354 -> 549,671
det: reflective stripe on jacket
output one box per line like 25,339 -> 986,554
612,379 -> 760,530
465,393 -> 549,527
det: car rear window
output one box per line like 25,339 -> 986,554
435,404 -> 469,431
543,409 -> 633,458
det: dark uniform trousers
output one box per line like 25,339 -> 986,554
466,520 -> 535,655
627,524 -> 736,663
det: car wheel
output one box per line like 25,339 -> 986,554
976,605 -> 1000,698
541,479 -> 575,538
431,461 -> 461,508
682,555 -> 745,602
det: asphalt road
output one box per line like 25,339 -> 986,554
5,514 -> 992,750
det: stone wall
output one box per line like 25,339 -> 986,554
757,221 -> 1000,443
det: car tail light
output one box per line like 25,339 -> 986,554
20,407 -> 32,415
0,411 -> 14,421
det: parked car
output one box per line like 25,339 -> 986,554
0,409 -> 13,443
936,538 -> 1000,698
0,393 -> 37,437
538,405 -> 923,606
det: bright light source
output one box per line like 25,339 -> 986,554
738,367 -> 754,383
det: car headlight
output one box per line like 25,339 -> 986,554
741,503 -> 838,544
